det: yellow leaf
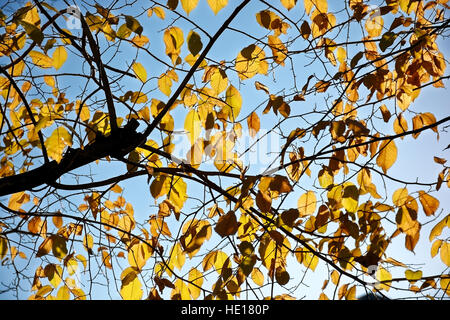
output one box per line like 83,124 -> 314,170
214,250 -> 230,273
210,68 -> 228,94
247,112 -> 260,138
207,0 -> 228,14
66,258 -> 78,276
29,50 -> 53,68
336,47 -> 346,64
52,46 -> 67,70
319,292 -> 329,300
132,62 -> 147,83
342,182 -> 359,213
365,11 -> 384,38
202,251 -> 216,272
188,268 -> 203,299
441,242 -> 450,267
44,126 -> 73,163
392,187 -> 409,207
125,15 -> 143,35
405,269 -> 423,283
153,6 -> 165,19
56,286 -> 70,300
235,44 -> 268,80
186,140 -> 204,168
158,73 -> 172,96
318,167 -> 333,188
44,264 -> 62,288
120,268 -> 143,300
440,277 -> 450,296
0,237 -> 8,261
251,267 -> 264,286
170,242 -> 185,271
345,285 -> 357,300
429,214 -> 450,241
8,191 -> 30,211
303,251 -> 319,271
393,114 -> 408,137
281,0 -> 297,10
131,35 -> 149,47
376,267 -> 392,291
338,283 -> 348,300
418,191 -> 439,216
297,191 -> 317,217
376,140 -> 397,174
431,239 -> 442,258
181,0 -> 199,15
304,0 -> 327,15
184,109 -> 202,145
75,101 -> 90,122
268,35 -> 288,66
10,60 -> 25,77
224,85 -> 242,121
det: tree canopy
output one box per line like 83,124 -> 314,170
0,0 -> 449,300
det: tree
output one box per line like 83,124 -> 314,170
0,0 -> 449,300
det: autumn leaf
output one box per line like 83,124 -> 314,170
181,0 -> 199,15
187,30 -> 203,56
247,111 -> 260,138
120,268 -> 143,300
184,109 -> 202,145
215,211 -> 239,237
376,140 -> 397,174
281,0 -> 297,11
297,191 -> 316,217
52,46 -> 67,70
132,62 -> 147,82
29,50 -> 53,68
44,127 -> 73,163
224,85 -> 242,121
207,0 -> 228,15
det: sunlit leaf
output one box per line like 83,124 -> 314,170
376,140 -> 397,174
52,46 -> 67,70
120,268 -> 143,300
224,85 -> 242,121
441,242 -> 450,267
132,62 -> 147,83
29,50 -> 53,68
281,0 -> 297,10
297,191 -> 316,217
181,0 -> 199,15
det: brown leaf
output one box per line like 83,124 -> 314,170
256,190 -> 272,213
214,211 -> 239,238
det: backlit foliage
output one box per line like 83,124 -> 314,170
0,0 -> 449,300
